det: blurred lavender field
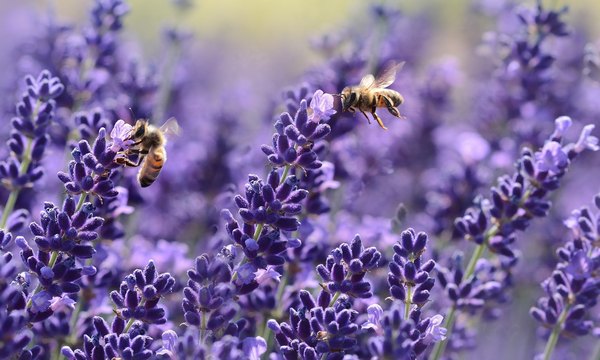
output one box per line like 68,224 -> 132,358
0,1 -> 599,359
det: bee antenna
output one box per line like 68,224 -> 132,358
331,93 -> 343,98
128,107 -> 136,121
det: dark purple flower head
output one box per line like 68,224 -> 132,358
74,109 -> 112,142
0,252 -> 38,358
437,254 -> 504,312
364,304 -> 446,359
87,0 -> 130,68
531,193 -> 600,342
230,171 -> 308,231
454,117 -> 599,259
262,90 -> 333,171
388,228 -> 436,306
110,260 -> 175,325
16,239 -> 91,322
182,254 -> 237,333
316,234 -> 382,299
518,0 -> 569,38
0,70 -> 64,191
28,197 -> 103,257
61,316 -> 156,360
58,120 -> 132,201
270,293 -> 359,359
0,230 -> 14,251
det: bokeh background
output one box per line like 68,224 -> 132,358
1,0 -> 600,359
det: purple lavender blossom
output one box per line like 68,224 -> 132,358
57,123 -> 129,201
261,90 -> 334,171
388,229 -> 436,307
530,194 -> 600,358
0,252 -> 40,359
110,260 -> 175,326
0,70 -> 64,231
316,234 -> 382,299
61,316 -> 156,360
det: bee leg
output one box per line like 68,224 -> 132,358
360,110 -> 372,124
115,157 -> 142,167
371,110 -> 388,130
382,96 -> 402,118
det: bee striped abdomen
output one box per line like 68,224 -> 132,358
138,148 -> 166,188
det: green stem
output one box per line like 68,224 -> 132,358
430,224 -> 495,360
463,243 -> 486,284
430,243 -> 485,360
0,98 -> 42,229
404,285 -> 413,320
75,193 -> 87,212
0,137 -> 34,229
329,290 -> 341,308
590,337 -> 600,360
542,304 -> 571,360
430,304 -> 457,360
51,342 -> 61,360
280,165 -> 291,185
200,310 -> 207,345
253,223 -> 265,239
0,190 -> 20,230
124,299 -> 145,333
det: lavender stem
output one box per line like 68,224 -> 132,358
0,99 -> 41,229
542,304 -> 571,360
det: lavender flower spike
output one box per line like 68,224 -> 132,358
530,193 -> 600,359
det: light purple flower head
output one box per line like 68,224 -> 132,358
361,304 -> 384,333
110,119 -> 134,152
236,262 -> 258,285
156,330 -> 178,358
551,116 -> 573,139
422,314 -> 447,344
562,250 -> 592,280
535,141 -> 568,175
573,124 -> 599,153
255,267 -> 281,285
31,290 -> 52,313
50,294 -> 76,312
309,89 -> 336,122
242,337 -> 267,360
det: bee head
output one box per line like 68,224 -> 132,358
131,119 -> 148,139
340,87 -> 357,111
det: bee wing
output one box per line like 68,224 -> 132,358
374,61 -> 405,89
359,74 -> 376,89
159,117 -> 181,138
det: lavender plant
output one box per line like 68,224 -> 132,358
1,0 -> 600,359
530,194 -> 600,360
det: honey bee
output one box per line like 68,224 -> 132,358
118,118 -> 180,187
340,61 -> 405,130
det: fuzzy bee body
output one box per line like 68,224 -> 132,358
137,133 -> 166,187
119,118 -> 179,188
340,61 -> 405,130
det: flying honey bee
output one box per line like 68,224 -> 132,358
340,61 -> 405,130
118,118 -> 180,187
